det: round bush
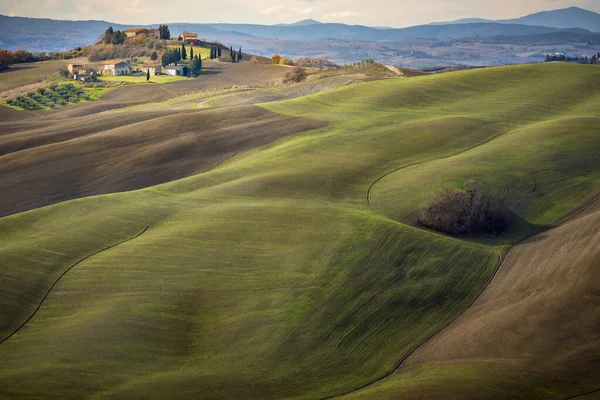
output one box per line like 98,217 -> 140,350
418,182 -> 508,235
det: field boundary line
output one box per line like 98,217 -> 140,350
366,127 -> 512,209
562,388 -> 600,400
323,193 -> 600,399
0,225 -> 149,345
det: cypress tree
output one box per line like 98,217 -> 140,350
146,69 -> 150,81
230,46 -> 234,62
218,47 -> 222,57
181,44 -> 187,60
211,47 -> 215,59
238,47 -> 242,61
190,46 -> 194,59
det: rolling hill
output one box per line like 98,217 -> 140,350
0,62 -> 598,399
199,22 -> 588,42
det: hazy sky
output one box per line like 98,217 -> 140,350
2,0 -> 599,27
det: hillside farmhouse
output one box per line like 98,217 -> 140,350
178,32 -> 199,43
100,61 -> 130,76
142,64 -> 162,75
67,63 -> 84,74
165,65 -> 188,76
124,28 -> 160,39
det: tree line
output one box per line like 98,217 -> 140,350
209,45 -> 242,62
545,51 -> 600,64
0,47 -> 89,71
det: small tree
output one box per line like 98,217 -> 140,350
102,26 -> 114,44
218,47 -> 222,57
272,54 -> 282,64
283,67 -> 308,83
238,47 -> 242,62
146,69 -> 150,81
151,51 -> 158,61
181,44 -> 187,60
190,46 -> 194,59
189,56 -> 202,77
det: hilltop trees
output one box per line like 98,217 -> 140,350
158,24 -> 170,40
102,27 -> 126,45
0,49 -> 13,71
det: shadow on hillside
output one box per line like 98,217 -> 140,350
200,68 -> 223,76
2,65 -> 37,74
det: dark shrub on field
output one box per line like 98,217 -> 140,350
283,67 -> 308,84
418,181 -> 508,235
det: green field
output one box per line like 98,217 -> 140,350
0,63 -> 599,399
169,44 -> 212,59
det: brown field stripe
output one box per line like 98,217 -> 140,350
0,225 -> 149,345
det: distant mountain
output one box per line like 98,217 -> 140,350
432,6 -> 600,32
203,21 -> 588,42
286,19 -> 322,26
0,6 -> 597,58
0,15 -> 251,53
430,18 -> 491,25
501,6 -> 600,32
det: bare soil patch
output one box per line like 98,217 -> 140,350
406,198 -> 600,383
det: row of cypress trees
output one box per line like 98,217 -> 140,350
209,46 -> 242,62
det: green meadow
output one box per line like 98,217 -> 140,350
0,63 -> 599,399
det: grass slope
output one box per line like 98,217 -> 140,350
0,63 -> 598,399
342,201 -> 600,400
